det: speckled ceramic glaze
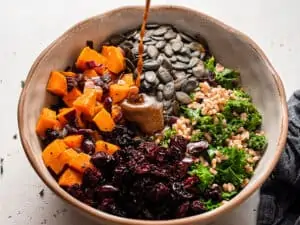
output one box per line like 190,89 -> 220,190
18,5 -> 288,225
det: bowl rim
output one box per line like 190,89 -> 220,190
18,5 -> 288,225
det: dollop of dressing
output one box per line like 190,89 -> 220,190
121,93 -> 164,134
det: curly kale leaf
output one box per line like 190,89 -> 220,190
204,56 -> 240,89
222,191 -> 238,200
216,147 -> 248,186
203,199 -> 221,211
248,133 -> 267,150
215,69 -> 240,89
160,127 -> 177,148
223,99 -> 262,132
181,106 -> 201,122
233,89 -> 251,100
189,163 -> 215,191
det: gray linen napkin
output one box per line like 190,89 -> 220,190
257,90 -> 300,225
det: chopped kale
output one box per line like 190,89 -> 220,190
181,107 -> 201,122
216,147 -> 247,186
248,133 -> 267,150
204,56 -> 216,72
233,89 -> 251,100
160,127 -> 177,147
189,163 -> 215,191
203,199 -> 221,210
222,191 -> 238,200
204,57 -> 240,89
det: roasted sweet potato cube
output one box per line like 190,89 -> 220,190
50,148 -> 79,174
93,108 -> 115,132
69,153 -> 93,173
73,89 -> 97,116
42,139 -> 67,170
57,107 -> 76,126
47,71 -> 68,96
36,108 -> 60,137
63,135 -> 83,149
121,73 -> 135,86
58,168 -> 82,186
95,140 -> 120,155
109,84 -> 130,103
76,47 -> 107,71
63,88 -> 82,107
83,69 -> 98,78
101,46 -> 125,74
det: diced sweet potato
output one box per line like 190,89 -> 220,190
94,102 -> 104,116
63,135 -> 83,149
111,105 -> 122,122
109,84 -> 130,103
121,73 -> 135,86
101,46 -> 125,74
58,168 -> 82,186
93,108 -> 115,132
36,108 -> 60,137
128,85 -> 139,97
83,69 -> 98,78
73,89 -> 97,116
94,66 -> 107,75
75,111 -> 86,128
57,107 -> 76,126
63,88 -> 82,107
95,140 -> 120,155
69,153 -> 93,173
84,84 -> 103,102
50,148 -> 79,174
62,71 -> 77,77
42,139 -> 67,170
47,71 -> 68,96
76,47 -> 107,71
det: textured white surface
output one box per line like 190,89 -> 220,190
0,0 -> 298,224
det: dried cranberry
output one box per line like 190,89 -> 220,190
77,128 -> 94,137
50,99 -> 66,113
141,208 -> 154,219
170,136 -> 189,152
81,138 -> 95,155
82,168 -> 102,188
150,167 -> 168,178
66,76 -> 78,91
64,110 -> 76,124
187,141 -> 209,157
176,202 -> 190,218
112,165 -> 131,185
141,142 -> 160,160
102,125 -> 138,148
134,164 -> 151,175
44,129 -> 60,144
172,182 -> 194,199
65,184 -> 85,201
96,185 -> 119,196
173,161 -> 190,179
86,61 -> 98,69
64,124 -> 78,134
91,152 -> 115,169
91,77 -> 104,87
183,176 -> 200,189
103,97 -> 113,113
204,185 -> 222,202
148,183 -> 170,202
191,200 -> 206,213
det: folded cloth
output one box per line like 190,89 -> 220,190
257,90 -> 300,225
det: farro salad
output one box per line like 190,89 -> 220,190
35,24 -> 267,220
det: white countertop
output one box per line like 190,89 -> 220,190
0,0 -> 298,224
